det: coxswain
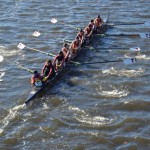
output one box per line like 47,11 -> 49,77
69,36 -> 81,57
31,70 -> 43,87
76,29 -> 85,45
61,43 -> 70,62
41,60 -> 55,81
94,15 -> 104,32
53,51 -> 65,71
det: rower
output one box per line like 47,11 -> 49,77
88,19 -> 95,31
31,70 -> 43,87
69,36 -> 81,57
94,15 -> 104,32
41,59 -> 55,82
53,51 -> 65,71
76,29 -> 85,45
61,43 -> 70,62
84,24 -> 93,41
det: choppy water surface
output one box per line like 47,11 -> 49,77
0,0 -> 150,149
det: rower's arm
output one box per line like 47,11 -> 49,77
47,67 -> 53,78
41,65 -> 45,74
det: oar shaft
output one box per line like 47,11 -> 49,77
97,33 -> 139,37
80,60 -> 122,65
112,21 -> 146,25
5,58 -> 33,73
26,46 -> 55,57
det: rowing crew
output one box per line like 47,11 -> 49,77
31,43 -> 72,87
31,15 -> 104,87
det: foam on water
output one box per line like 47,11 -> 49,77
102,67 -> 144,77
97,89 -> 129,98
0,45 -> 22,57
0,104 -> 25,135
124,53 -> 150,60
43,103 -> 49,110
68,106 -> 113,126
0,72 -> 5,81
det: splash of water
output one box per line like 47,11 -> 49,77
0,104 -> 26,135
102,67 -> 144,77
68,106 -> 113,127
98,89 -> 129,98
0,55 -> 4,62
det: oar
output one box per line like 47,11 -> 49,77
72,58 -> 136,66
0,55 -> 34,73
18,43 -> 79,66
97,33 -> 140,37
17,43 -> 55,57
32,31 -> 41,37
97,32 -> 150,39
50,18 -> 81,31
99,47 -> 141,52
108,21 -> 150,26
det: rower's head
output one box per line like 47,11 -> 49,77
33,70 -> 39,77
46,59 -> 52,65
63,43 -> 68,48
80,29 -> 83,33
58,51 -> 63,56
90,19 -> 94,23
33,70 -> 38,74
98,15 -> 100,18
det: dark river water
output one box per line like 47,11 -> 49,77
0,0 -> 150,149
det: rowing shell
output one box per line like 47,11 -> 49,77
25,15 -> 109,104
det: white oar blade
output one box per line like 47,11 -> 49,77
32,31 -> 41,37
103,18 -> 107,23
0,55 -> 4,62
140,32 -> 150,39
51,18 -> 57,24
123,58 -> 136,65
130,47 -> 140,51
18,43 -> 26,49
144,21 -> 150,26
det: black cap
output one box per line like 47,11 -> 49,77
34,70 -> 38,74
46,59 -> 52,63
80,29 -> 83,32
59,51 -> 63,55
91,19 -> 94,22
63,43 -> 68,47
